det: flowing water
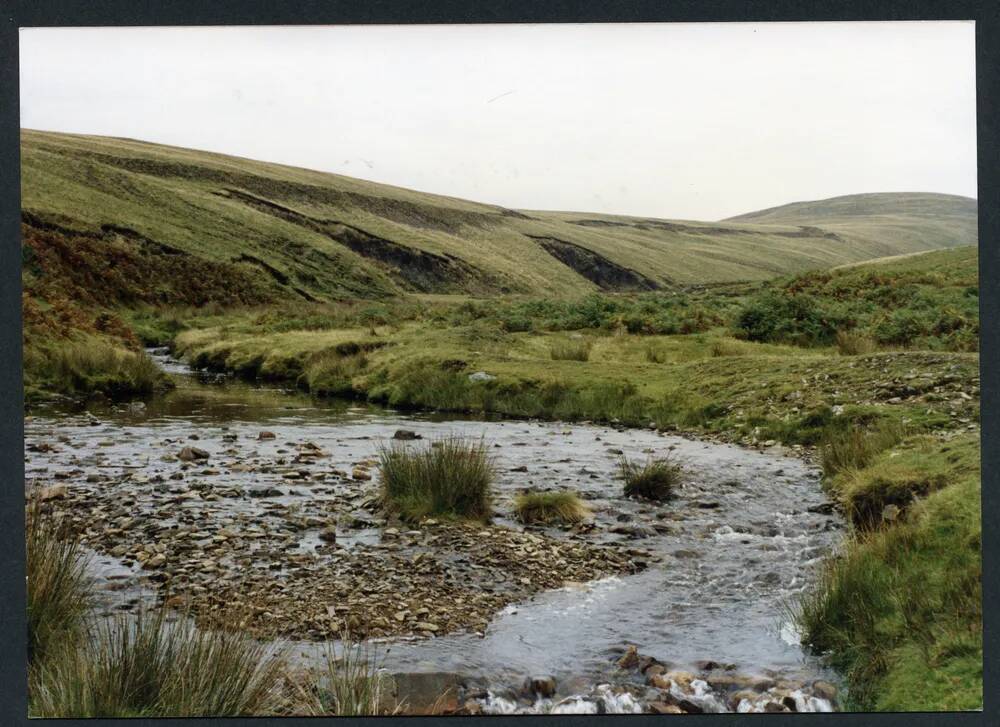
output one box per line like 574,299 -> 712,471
24,349 -> 844,712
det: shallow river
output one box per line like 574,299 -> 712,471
24,350 -> 843,712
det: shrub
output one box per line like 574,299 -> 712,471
513,491 -> 592,525
819,421 -> 906,479
308,636 -> 391,716
549,338 -> 593,361
619,453 -> 683,500
26,499 -> 92,666
378,437 -> 496,522
835,330 -> 878,356
735,291 -> 840,346
30,608 -> 287,717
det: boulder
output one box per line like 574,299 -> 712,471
258,431 -> 276,440
352,467 -> 372,481
393,430 -> 421,440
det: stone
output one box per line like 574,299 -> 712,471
678,699 -> 703,714
178,446 -> 209,461
258,431 -> 276,440
648,702 -> 683,714
319,528 -> 338,543
522,675 -> 557,699
144,553 -> 166,569
616,644 -> 640,670
882,503 -> 901,522
393,429 -> 421,440
415,621 -> 440,632
811,680 -> 838,701
352,467 -> 372,481
468,371 -> 496,382
38,484 -> 68,501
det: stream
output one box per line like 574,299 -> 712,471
24,349 -> 844,713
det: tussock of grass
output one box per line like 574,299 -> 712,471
797,434 -> 981,710
710,338 -> 751,357
25,338 -> 164,399
835,330 -> 878,356
30,608 -> 287,718
302,351 -> 368,397
819,420 -> 906,479
619,453 -> 683,500
26,499 -> 92,666
378,437 -> 496,522
307,636 -> 391,716
514,491 -> 592,525
549,338 -> 593,361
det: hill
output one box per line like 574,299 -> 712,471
21,130 -> 978,302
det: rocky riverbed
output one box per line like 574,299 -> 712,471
25,353 -> 845,711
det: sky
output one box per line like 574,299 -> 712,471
19,22 -> 977,221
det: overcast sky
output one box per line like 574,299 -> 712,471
19,22 -> 976,220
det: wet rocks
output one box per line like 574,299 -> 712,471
522,675 -> 557,699
37,483 -> 68,501
258,431 -> 276,440
351,467 -> 372,481
393,429 -> 421,440
178,446 -> 210,461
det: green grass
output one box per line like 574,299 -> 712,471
797,433 -> 981,711
835,330 -> 878,356
513,491 -> 592,524
307,637 -> 391,716
819,420 -> 907,480
619,454 -> 683,501
549,338 -> 593,361
26,499 -> 93,667
24,336 -> 169,401
378,437 -> 496,523
30,608 -> 288,718
22,130 -> 977,303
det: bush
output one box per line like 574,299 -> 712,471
26,499 -> 92,666
30,608 -> 287,717
513,491 -> 592,525
549,338 -> 593,361
735,291 -> 840,346
835,330 -> 878,355
378,437 -> 496,522
619,453 -> 683,500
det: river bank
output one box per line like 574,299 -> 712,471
26,351 -> 846,712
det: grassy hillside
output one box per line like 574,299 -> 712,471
22,130 -> 978,302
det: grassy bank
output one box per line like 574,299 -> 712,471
800,433 -> 981,710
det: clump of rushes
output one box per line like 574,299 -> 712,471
307,635 -> 392,716
835,330 -> 878,356
619,453 -> 683,500
710,338 -> 750,357
549,338 -> 593,361
378,437 -> 496,522
514,491 -> 592,525
26,498 -> 93,666
819,420 -> 906,478
29,608 -> 288,718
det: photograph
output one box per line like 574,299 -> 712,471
17,20 -> 982,716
